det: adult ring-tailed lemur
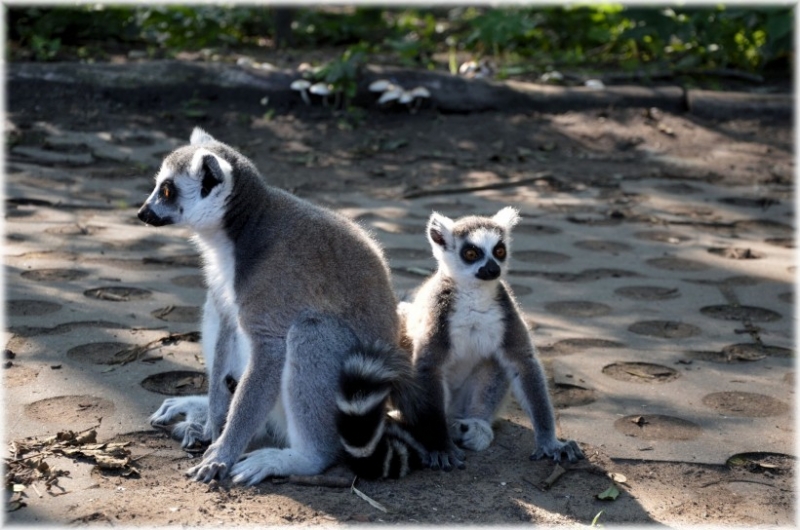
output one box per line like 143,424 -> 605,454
140,128 -> 427,484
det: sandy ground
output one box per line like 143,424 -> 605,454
3,59 -> 796,527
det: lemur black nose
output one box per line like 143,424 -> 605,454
138,205 -> 156,224
137,205 -> 172,227
476,259 -> 501,281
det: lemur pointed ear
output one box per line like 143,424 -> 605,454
427,212 -> 454,250
199,154 -> 229,198
492,206 -> 520,230
190,127 -> 215,146
190,149 -> 231,198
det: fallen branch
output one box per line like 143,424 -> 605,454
113,331 -> 200,365
403,171 -> 552,199
599,67 -> 764,84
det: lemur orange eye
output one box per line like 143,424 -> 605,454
460,245 -> 483,263
160,181 -> 176,202
493,244 -> 506,260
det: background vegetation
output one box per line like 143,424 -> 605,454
7,4 -> 793,80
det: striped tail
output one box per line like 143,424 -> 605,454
336,343 -> 426,479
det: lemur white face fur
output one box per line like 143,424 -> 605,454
138,128 -> 234,232
427,206 -> 520,285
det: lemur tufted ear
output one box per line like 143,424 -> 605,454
492,206 -> 520,230
427,212 -> 455,250
189,148 -> 232,198
190,127 -> 216,146
199,154 -> 225,198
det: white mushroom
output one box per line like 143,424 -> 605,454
398,90 -> 414,105
584,79 -> 605,90
405,86 -> 431,113
309,82 -> 334,106
541,71 -> 564,83
290,79 -> 312,105
369,79 -> 395,92
410,86 -> 430,99
377,87 -> 403,105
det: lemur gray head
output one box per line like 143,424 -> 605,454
427,206 -> 520,284
137,127 -> 254,232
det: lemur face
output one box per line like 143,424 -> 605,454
427,207 -> 520,284
138,128 -> 232,232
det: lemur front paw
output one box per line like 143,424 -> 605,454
422,440 -> 466,471
186,442 -> 234,482
451,418 -> 494,452
173,421 -> 210,451
150,396 -> 208,427
531,438 -> 584,463
150,396 -> 211,449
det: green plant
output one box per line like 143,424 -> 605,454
29,35 -> 61,61
385,10 -> 439,67
7,5 -> 791,79
465,8 -> 541,57
134,6 -> 264,50
8,5 -> 137,60
614,6 -> 791,71
309,43 -> 369,106
291,7 -> 388,46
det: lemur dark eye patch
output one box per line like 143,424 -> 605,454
160,180 -> 177,203
493,242 -> 507,260
460,244 -> 484,263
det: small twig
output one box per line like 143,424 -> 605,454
403,171 -> 552,199
131,451 -> 159,463
272,474 -> 353,488
30,483 -> 42,498
539,463 -> 568,491
700,478 -> 779,489
8,452 -> 49,463
113,332 -> 199,365
93,291 -> 128,302
351,477 -> 388,512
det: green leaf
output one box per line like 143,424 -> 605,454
596,484 -> 620,501
381,139 -> 408,151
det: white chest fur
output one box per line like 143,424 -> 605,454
193,232 -> 238,318
443,285 -> 505,390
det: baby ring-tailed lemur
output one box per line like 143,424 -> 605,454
399,207 -> 584,469
140,128 -> 424,483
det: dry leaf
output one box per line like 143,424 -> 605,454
607,472 -> 627,484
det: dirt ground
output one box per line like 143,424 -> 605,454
3,53 -> 796,527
